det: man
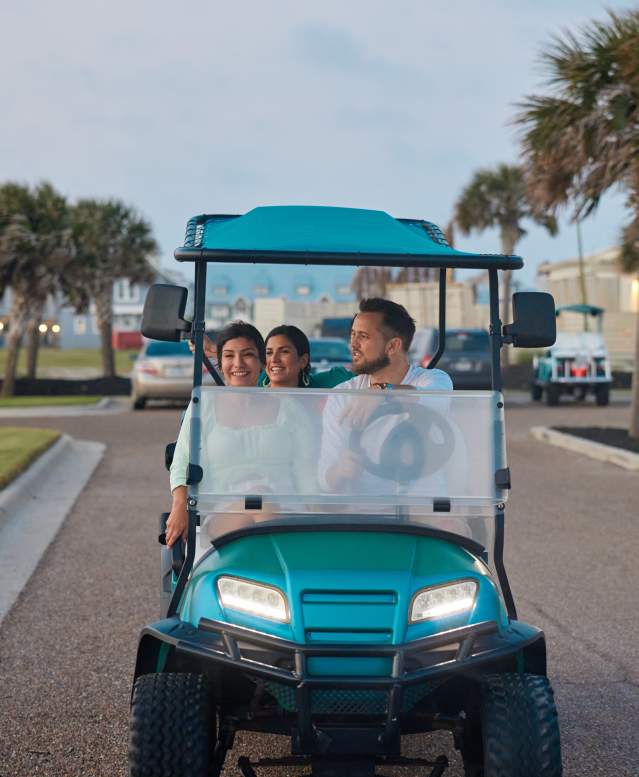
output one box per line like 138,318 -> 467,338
320,298 -> 452,491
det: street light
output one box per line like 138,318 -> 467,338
38,323 -> 48,334
51,323 -> 61,334
0,322 -> 4,332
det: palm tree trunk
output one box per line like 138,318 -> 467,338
499,228 -> 519,370
630,294 -> 639,439
25,303 -> 45,380
95,286 -> 115,377
1,291 -> 30,397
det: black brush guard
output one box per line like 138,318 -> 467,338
135,615 -> 543,757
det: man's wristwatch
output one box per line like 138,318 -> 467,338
372,382 -> 394,390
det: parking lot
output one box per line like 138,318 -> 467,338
0,394 -> 637,777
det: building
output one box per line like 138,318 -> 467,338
386,279 -> 490,331
206,265 -> 356,334
537,247 -> 638,370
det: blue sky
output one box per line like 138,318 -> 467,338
1,0 -> 636,288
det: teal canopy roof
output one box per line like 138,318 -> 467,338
175,206 -> 523,270
556,304 -> 604,316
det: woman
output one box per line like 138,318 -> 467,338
262,325 -> 311,388
166,321 -> 316,546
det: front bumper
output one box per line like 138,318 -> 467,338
135,616 -> 544,755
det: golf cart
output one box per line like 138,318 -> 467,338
531,304 -> 612,406
129,206 -> 561,777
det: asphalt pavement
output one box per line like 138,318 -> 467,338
0,394 -> 637,777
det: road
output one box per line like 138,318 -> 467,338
0,395 -> 637,777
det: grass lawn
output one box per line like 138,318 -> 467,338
0,396 -> 102,408
0,347 -> 138,376
0,427 -> 61,489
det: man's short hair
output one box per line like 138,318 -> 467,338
216,321 -> 266,364
357,298 -> 416,351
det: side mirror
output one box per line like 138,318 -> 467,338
141,284 -> 191,342
503,292 -> 556,348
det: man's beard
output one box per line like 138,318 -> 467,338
352,352 -> 390,375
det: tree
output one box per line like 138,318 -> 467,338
516,8 -> 639,436
454,164 -> 557,367
0,182 -> 73,396
68,199 -> 157,377
351,266 -> 392,300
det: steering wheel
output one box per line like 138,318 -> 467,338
349,398 -> 455,484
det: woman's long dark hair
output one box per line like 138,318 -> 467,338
265,325 -> 312,387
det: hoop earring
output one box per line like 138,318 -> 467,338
302,371 -> 311,387
263,374 -> 271,387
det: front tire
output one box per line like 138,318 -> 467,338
595,384 -> 610,406
545,384 -> 560,406
129,673 -> 217,777
132,396 -> 147,410
463,673 -> 562,777
531,383 -> 542,401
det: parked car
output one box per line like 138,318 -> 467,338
309,337 -> 351,372
320,316 -> 353,341
131,340 -> 195,409
411,328 -> 492,389
531,304 -> 612,405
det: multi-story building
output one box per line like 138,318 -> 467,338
206,265 -> 356,335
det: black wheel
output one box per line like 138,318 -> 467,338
545,384 -> 560,406
462,673 -> 562,777
129,673 -> 218,777
531,383 -> 542,401
595,384 -> 610,406
133,396 -> 147,410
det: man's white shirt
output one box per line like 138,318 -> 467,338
334,366 -> 452,391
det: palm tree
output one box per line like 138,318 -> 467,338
351,266 -> 391,300
0,182 -> 73,396
68,199 -> 157,377
516,8 -> 639,436
454,164 -> 558,367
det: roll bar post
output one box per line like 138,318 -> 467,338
426,268 -> 447,369
168,259 -> 208,617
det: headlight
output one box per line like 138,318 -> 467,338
216,576 -> 289,623
409,580 -> 478,623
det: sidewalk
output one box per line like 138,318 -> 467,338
0,397 -> 129,419
0,434 -> 105,625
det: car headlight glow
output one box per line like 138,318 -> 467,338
216,576 -> 289,623
409,580 -> 478,623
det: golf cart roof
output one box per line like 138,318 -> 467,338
556,304 -> 604,317
175,206 -> 523,270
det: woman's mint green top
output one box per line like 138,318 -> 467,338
170,395 -> 317,494
258,366 -> 352,388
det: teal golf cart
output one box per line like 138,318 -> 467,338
531,304 -> 612,406
129,207 -> 561,777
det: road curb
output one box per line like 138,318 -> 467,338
0,433 -> 72,520
0,434 -> 106,626
530,426 -> 639,471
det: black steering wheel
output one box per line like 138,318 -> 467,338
349,398 -> 455,484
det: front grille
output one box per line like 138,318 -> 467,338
263,680 -> 442,714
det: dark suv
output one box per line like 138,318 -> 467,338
411,328 -> 491,389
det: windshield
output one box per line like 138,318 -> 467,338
310,339 -> 351,362
145,340 -> 192,357
184,387 -> 507,549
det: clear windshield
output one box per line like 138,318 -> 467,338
187,387 -> 507,550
